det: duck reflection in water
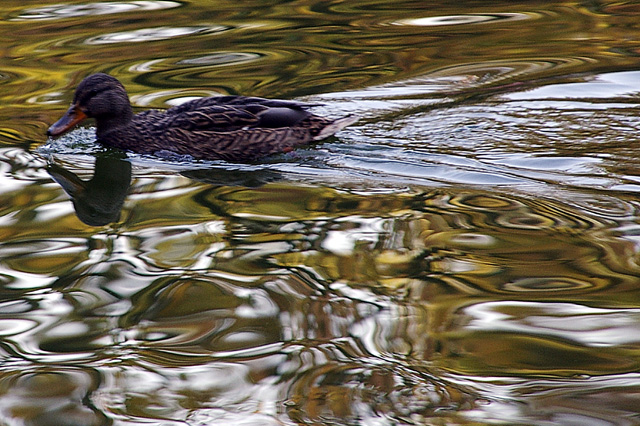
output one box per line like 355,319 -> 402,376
47,155 -> 132,226
47,155 -> 284,226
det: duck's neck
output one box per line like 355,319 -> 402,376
95,108 -> 134,140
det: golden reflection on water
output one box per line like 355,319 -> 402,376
1,153 -> 640,424
1,0 -> 640,424
0,147 -> 637,424
0,0 -> 639,146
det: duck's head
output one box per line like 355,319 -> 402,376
47,73 -> 133,137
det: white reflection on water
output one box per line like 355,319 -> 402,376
179,52 -> 262,66
0,319 -> 37,336
506,70 -> 640,100
465,301 -> 640,347
85,26 -> 228,45
13,1 -> 181,20
394,13 -> 531,27
321,216 -> 387,256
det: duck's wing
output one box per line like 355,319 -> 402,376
157,104 -> 266,132
166,96 -> 322,114
155,96 -> 323,132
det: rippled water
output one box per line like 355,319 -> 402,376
2,0 -> 640,425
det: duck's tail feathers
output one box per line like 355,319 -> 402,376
313,115 -> 358,141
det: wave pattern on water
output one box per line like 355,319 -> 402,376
2,0 -> 640,425
394,13 -> 532,27
3,145 -> 640,423
85,25 -> 229,45
11,1 -> 181,21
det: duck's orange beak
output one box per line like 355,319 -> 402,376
47,104 -> 88,137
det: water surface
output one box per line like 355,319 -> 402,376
1,0 -> 640,425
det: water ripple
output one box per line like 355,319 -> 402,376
12,1 -> 181,21
506,70 -> 640,100
394,13 -> 531,27
85,25 -> 228,45
3,1 -> 640,425
0,368 -> 106,425
178,52 -> 263,67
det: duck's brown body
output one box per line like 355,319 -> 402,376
47,73 -> 356,162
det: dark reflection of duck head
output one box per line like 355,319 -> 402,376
47,155 -> 132,226
47,155 -> 284,225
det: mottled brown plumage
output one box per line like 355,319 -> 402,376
47,73 -> 357,161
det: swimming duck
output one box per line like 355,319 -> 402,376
47,73 -> 357,162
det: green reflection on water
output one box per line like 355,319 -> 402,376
1,0 -> 640,424
4,151 -> 640,423
0,0 -> 639,147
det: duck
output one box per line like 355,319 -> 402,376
47,73 -> 357,162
